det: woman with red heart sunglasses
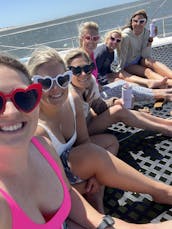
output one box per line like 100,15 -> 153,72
27,45 -> 172,229
0,54 -> 73,229
0,53 -> 117,229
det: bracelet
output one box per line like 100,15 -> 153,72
148,37 -> 153,42
97,215 -> 115,229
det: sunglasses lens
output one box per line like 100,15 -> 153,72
70,63 -> 95,76
111,37 -> 121,43
83,63 -> 94,74
58,74 -> 70,88
0,96 -> 4,113
133,18 -> 146,24
140,20 -> 145,24
71,67 -> 82,76
37,78 -> 51,91
14,89 -> 40,112
93,36 -> 99,41
85,36 -> 91,40
84,35 -> 99,41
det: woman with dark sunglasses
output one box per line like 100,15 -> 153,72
94,29 -> 122,86
119,9 -> 172,86
94,29 -> 172,102
66,48 -> 172,138
94,29 -> 168,89
27,46 -> 172,228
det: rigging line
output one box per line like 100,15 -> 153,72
0,43 -> 70,52
150,0 -> 168,20
0,36 -> 77,50
0,44 -> 34,50
0,2 -> 149,38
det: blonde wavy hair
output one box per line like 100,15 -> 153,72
65,48 -> 91,67
27,46 -> 66,76
103,29 -> 122,55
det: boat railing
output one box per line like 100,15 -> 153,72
56,14 -> 172,50
1,14 -> 172,60
152,15 -> 172,37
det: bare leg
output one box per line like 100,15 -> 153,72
142,57 -> 172,79
87,104 -> 172,136
114,219 -> 172,229
125,64 -> 172,87
90,133 -> 119,155
125,64 -> 163,80
152,87 -> 172,101
118,70 -> 168,88
66,220 -> 85,229
84,186 -> 105,214
84,134 -> 119,213
73,179 -> 105,213
69,143 -> 172,205
69,187 -> 172,228
67,211 -> 172,229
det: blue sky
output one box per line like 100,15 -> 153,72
1,0 -> 136,28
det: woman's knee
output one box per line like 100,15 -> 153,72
101,134 -> 119,155
68,143 -> 108,178
143,57 -> 155,69
112,136 -> 119,154
69,143 -> 106,166
144,67 -> 154,75
90,134 -> 119,153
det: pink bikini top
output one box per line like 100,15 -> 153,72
0,137 -> 71,229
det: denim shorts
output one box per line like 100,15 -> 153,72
125,56 -> 141,67
63,221 -> 68,229
101,79 -> 154,103
60,149 -> 84,185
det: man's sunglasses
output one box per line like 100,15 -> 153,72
84,35 -> 100,42
0,83 -> 42,114
110,37 -> 121,43
132,18 -> 147,24
68,63 -> 95,76
32,71 -> 72,92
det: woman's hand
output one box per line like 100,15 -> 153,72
85,177 -> 101,194
114,98 -> 124,106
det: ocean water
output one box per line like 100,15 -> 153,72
0,0 -> 172,58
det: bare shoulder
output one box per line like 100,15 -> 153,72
70,90 -> 84,115
0,194 -> 12,228
35,120 -> 49,138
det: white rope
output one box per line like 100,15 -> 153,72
0,1 -> 149,38
150,0 -> 168,20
